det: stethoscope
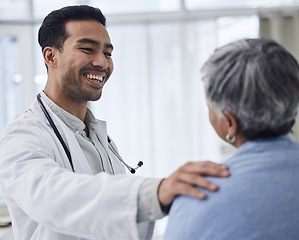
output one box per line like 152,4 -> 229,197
37,93 -> 143,174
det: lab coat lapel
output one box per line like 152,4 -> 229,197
33,100 -> 93,175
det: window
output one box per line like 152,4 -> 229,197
185,0 -> 299,10
0,35 -> 22,132
33,0 -> 180,19
0,0 -> 28,20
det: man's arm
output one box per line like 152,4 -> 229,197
136,161 -> 230,222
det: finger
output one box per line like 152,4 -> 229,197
174,172 -> 219,192
158,174 -> 214,206
174,182 -> 207,200
180,161 -> 230,177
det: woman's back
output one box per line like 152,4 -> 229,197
165,135 -> 299,240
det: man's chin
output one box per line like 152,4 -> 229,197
88,93 -> 102,102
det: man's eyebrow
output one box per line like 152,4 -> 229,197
77,38 -> 100,45
77,38 -> 113,50
105,43 -> 114,51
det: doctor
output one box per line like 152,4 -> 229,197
0,5 -> 229,240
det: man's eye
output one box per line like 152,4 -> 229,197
104,52 -> 112,58
80,48 -> 93,53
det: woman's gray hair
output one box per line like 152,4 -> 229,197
201,38 -> 299,140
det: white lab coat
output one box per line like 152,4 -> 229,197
0,99 -> 154,240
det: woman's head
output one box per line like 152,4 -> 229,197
202,38 -> 299,140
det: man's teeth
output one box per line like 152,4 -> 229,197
85,74 -> 103,82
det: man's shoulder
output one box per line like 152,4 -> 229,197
0,102 -> 49,140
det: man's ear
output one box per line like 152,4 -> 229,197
223,110 -> 238,137
43,47 -> 57,68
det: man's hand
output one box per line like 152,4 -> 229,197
158,161 -> 230,209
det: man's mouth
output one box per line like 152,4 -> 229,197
84,73 -> 104,82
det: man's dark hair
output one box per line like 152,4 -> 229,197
38,5 -> 106,52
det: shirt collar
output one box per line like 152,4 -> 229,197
40,91 -> 98,136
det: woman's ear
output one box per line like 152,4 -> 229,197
223,110 -> 238,138
43,47 -> 57,68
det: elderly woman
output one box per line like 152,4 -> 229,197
164,38 -> 299,240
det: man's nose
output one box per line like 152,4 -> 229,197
92,52 -> 108,69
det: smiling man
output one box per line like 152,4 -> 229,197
43,19 -> 114,122
0,5 -> 230,240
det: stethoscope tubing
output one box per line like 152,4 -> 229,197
37,93 -> 75,172
36,93 -> 142,174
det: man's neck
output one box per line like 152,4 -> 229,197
43,90 -> 88,122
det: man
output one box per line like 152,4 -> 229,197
0,5 -> 229,240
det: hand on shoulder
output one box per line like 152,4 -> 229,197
158,161 -> 230,209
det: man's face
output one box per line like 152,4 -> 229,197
55,19 -> 114,103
